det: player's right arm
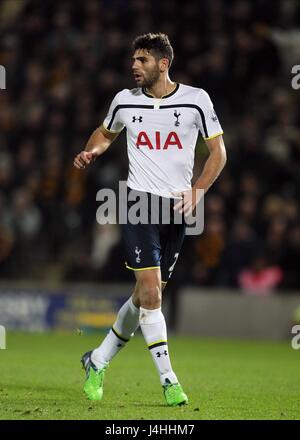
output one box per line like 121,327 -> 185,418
73,91 -> 125,169
73,126 -> 119,169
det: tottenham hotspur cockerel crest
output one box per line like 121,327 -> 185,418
135,247 -> 141,263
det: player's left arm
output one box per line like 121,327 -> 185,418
194,134 -> 227,193
174,134 -> 226,215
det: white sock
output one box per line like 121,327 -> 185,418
91,296 -> 140,370
139,307 -> 178,385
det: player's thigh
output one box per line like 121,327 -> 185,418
160,222 -> 186,283
121,221 -> 161,271
134,267 -> 162,307
134,267 -> 161,287
132,274 -> 167,306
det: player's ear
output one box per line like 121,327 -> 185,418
159,58 -> 169,72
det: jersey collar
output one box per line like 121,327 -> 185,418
142,83 -> 180,99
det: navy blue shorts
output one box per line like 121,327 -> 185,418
120,187 -> 186,283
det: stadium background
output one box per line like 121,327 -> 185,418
0,0 -> 300,421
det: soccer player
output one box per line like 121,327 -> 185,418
74,33 -> 226,406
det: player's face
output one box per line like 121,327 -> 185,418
132,49 -> 160,88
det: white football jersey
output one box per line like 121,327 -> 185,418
102,83 -> 223,198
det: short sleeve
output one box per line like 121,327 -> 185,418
195,89 -> 223,140
102,92 -> 125,134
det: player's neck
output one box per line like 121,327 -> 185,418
145,77 -> 176,99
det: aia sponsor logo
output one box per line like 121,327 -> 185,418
136,131 -> 183,150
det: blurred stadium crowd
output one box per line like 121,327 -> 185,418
0,0 -> 299,292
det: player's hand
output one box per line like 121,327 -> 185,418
73,151 -> 96,169
173,188 -> 204,216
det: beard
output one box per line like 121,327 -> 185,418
140,65 -> 160,88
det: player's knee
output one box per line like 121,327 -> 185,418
132,287 -> 140,308
138,282 -> 161,309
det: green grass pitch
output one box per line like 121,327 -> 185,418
0,332 -> 299,420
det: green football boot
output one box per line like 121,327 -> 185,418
163,379 -> 188,406
81,351 -> 107,401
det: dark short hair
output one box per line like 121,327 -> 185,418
132,33 -> 174,68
